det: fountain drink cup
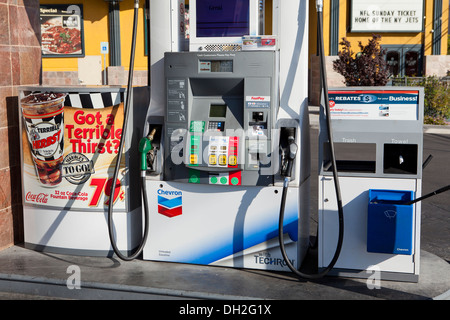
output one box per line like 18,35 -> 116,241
21,92 -> 66,187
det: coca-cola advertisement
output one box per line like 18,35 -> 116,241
40,4 -> 85,57
20,89 -> 127,211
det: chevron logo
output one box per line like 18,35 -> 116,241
157,195 -> 182,218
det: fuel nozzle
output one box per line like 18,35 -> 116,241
280,127 -> 298,178
315,0 -> 323,12
147,128 -> 157,142
139,128 -> 156,172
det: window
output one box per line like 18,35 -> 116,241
382,45 -> 423,77
386,51 -> 400,77
405,51 -> 419,77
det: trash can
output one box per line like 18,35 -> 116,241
367,189 -> 414,255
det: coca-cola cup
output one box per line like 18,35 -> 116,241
21,92 -> 66,187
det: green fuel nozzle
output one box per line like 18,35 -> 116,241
139,128 -> 156,171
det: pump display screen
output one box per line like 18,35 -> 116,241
209,104 -> 227,117
196,0 -> 250,37
199,60 -> 233,73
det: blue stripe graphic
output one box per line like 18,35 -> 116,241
186,209 -> 298,265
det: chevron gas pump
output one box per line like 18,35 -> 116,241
130,0 -> 430,281
133,0 -> 311,271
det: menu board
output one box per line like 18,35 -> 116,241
40,4 -> 85,57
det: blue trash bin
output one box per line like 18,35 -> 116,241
367,189 -> 414,255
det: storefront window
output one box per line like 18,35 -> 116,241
405,51 -> 419,77
383,45 -> 423,78
386,51 -> 400,77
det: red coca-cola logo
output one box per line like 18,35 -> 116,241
26,192 -> 49,204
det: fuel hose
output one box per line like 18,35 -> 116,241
278,0 -> 345,279
107,0 -> 150,261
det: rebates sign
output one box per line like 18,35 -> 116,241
351,0 -> 423,32
328,90 -> 419,120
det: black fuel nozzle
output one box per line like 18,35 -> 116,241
280,127 -> 297,178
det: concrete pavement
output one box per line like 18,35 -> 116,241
0,245 -> 449,300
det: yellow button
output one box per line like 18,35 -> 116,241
209,154 -> 217,165
218,155 -> 227,166
228,155 -> 237,166
190,154 -> 198,164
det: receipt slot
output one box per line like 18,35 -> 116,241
318,87 -> 424,282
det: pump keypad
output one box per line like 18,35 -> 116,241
208,121 -> 224,131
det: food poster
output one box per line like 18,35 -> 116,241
20,90 -> 128,211
40,4 -> 84,57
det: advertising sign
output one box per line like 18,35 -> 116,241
20,90 -> 127,211
328,90 -> 419,120
351,0 -> 423,32
40,4 -> 85,57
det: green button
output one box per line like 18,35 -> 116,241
210,176 -> 218,184
231,177 -> 239,185
189,174 -> 199,184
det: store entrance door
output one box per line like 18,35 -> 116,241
383,45 -> 423,77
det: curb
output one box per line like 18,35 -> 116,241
423,125 -> 450,135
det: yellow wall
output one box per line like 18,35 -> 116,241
41,0 -> 448,73
40,0 -> 148,72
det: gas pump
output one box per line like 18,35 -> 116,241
105,0 -> 448,283
129,0 -> 312,272
105,0 -> 346,277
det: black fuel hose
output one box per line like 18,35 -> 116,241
107,0 -> 150,261
278,2 -> 344,279
403,184 -> 450,205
